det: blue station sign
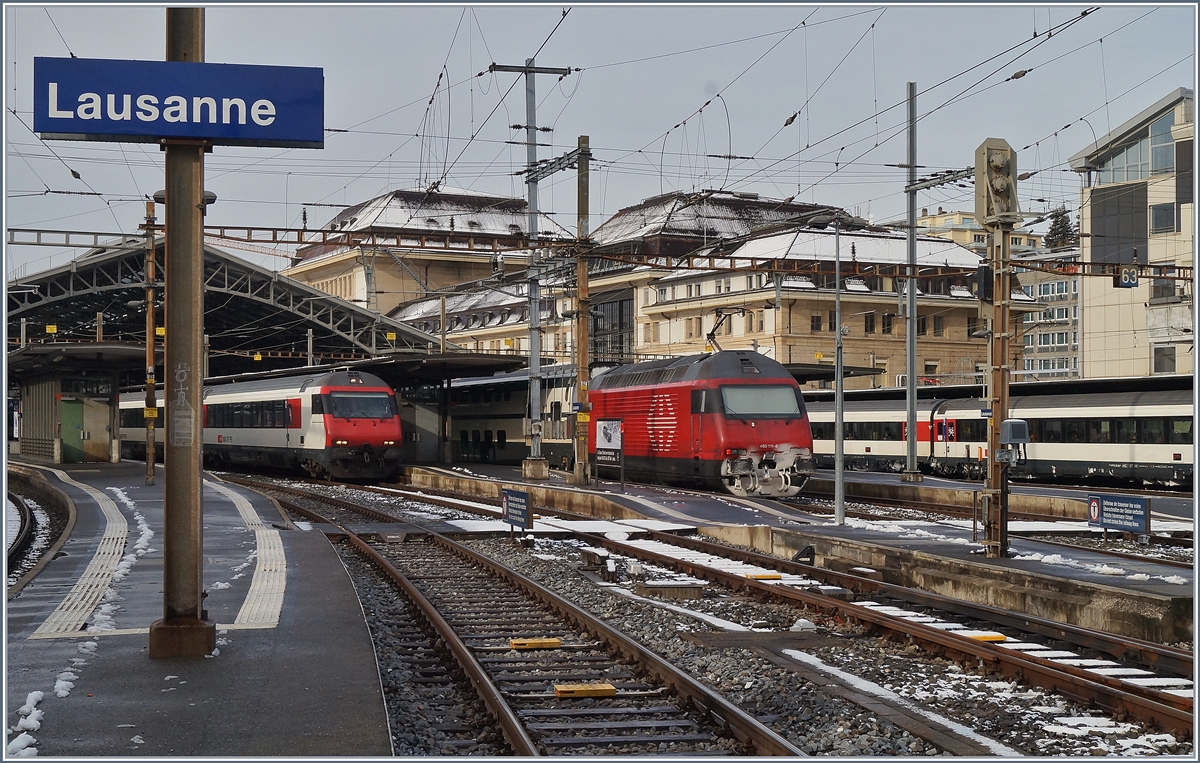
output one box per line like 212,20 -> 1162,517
1087,493 -> 1150,534
34,57 -> 323,148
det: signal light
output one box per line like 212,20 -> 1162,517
975,138 -> 1020,223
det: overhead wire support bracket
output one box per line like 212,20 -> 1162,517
905,167 -> 975,193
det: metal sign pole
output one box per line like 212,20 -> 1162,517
149,6 -> 216,658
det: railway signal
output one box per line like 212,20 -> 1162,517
975,138 -> 1023,559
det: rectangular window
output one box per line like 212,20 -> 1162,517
828,311 -> 836,331
811,314 -> 822,332
1153,345 -> 1177,374
864,313 -> 875,334
917,316 -> 927,335
882,313 -> 894,334
643,323 -> 652,343
746,275 -> 754,290
1011,237 -> 1022,246
687,283 -> 694,298
973,234 -> 986,243
686,318 -> 694,339
745,313 -> 754,333
725,318 -> 732,336
757,311 -> 765,332
725,277 -> 732,293
1150,203 -> 1175,234
659,287 -> 667,302
1152,272 -> 1177,300
714,279 -> 722,294
1150,111 -> 1176,174
933,316 -> 944,337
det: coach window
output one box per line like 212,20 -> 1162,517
1088,419 -> 1111,443
497,430 -> 507,449
459,430 -> 469,455
1169,418 -> 1193,444
1041,420 -> 1063,443
551,401 -> 562,421
1113,418 -> 1138,443
1064,419 -> 1086,444
1139,418 -> 1166,444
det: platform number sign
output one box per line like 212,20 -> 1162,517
1114,265 -> 1139,288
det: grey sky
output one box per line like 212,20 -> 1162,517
4,3 -> 1195,277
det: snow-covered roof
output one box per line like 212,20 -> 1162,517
732,228 -> 980,269
294,186 -> 568,264
591,190 -> 833,247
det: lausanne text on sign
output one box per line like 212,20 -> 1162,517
34,57 -> 323,148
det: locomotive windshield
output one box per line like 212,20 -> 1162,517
721,385 -> 803,418
325,391 -> 397,419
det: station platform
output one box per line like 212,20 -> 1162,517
5,461 -> 392,757
407,462 -> 1195,645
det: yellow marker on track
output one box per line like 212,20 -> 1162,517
554,683 -> 617,698
509,637 -> 562,650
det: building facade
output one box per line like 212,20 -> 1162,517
1068,88 -> 1194,378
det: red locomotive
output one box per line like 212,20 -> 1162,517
587,351 -> 814,497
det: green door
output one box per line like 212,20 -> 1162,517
61,399 -> 84,463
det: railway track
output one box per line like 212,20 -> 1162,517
254,481 -> 801,756
229,476 -> 1193,734
579,529 -> 1193,736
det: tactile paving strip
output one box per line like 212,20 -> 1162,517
29,469 -> 129,639
206,480 -> 286,628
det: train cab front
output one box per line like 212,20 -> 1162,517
721,445 -> 813,498
321,385 -> 403,480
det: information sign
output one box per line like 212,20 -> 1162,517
1087,494 -> 1149,534
34,57 -> 324,148
501,488 -> 532,530
595,418 -> 623,466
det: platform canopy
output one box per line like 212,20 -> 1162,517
6,237 -> 461,380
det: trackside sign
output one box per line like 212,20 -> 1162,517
34,57 -> 323,148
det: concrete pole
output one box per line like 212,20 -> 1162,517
834,220 -> 845,524
145,201 -> 157,486
903,81 -> 922,482
573,135 -> 591,486
149,6 -> 216,658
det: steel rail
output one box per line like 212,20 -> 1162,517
266,493 -> 539,754
345,532 -> 541,756
642,529 -> 1194,678
582,532 -> 1193,736
5,492 -> 34,571
259,484 -> 803,755
431,533 -> 805,756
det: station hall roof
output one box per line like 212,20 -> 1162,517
6,237 -> 460,380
